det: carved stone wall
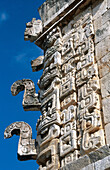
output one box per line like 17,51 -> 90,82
4,0 -> 110,169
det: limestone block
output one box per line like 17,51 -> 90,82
102,8 -> 110,25
11,79 -> 41,111
95,36 -> 110,61
102,97 -> 110,124
60,130 -> 77,157
98,52 -> 110,78
81,163 -> 94,170
88,145 -> 110,163
60,155 -> 91,170
107,0 -> 110,9
31,56 -> 44,72
94,155 -> 110,170
4,122 -> 37,160
95,21 -> 110,44
92,0 -> 107,21
24,18 -> 42,42
100,72 -> 110,98
105,123 -> 110,145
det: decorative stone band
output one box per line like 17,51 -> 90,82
4,122 -> 37,161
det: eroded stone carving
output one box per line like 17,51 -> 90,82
11,79 -> 41,111
4,122 -> 37,160
24,18 -> 42,42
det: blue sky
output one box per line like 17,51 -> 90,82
0,0 -> 46,169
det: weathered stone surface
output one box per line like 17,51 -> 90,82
102,97 -> 110,124
94,155 -> 110,170
95,36 -> 110,61
105,123 -> 110,145
95,21 -> 110,44
92,0 -> 107,21
98,52 -> 110,78
60,155 -> 91,170
81,163 -> 94,170
88,145 -> 110,163
100,72 -> 110,98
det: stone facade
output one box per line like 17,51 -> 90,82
4,0 -> 110,169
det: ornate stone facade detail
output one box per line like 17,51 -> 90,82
11,79 -> 41,111
4,122 -> 37,160
5,0 -> 110,169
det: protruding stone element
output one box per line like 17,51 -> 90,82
24,18 -> 42,42
11,79 -> 41,111
4,122 -> 37,161
31,56 -> 44,72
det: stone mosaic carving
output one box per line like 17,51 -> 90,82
24,18 -> 42,42
11,79 -> 41,111
4,122 -> 37,160
5,1 -> 109,169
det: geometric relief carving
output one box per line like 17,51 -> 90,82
11,79 -> 41,111
61,150 -> 79,168
44,26 -> 62,49
62,38 -> 75,57
79,110 -> 105,154
44,51 -> 61,69
61,92 -> 77,110
76,64 -> 98,87
38,155 -> 60,170
60,130 -> 77,157
41,88 -> 60,116
60,71 -> 76,99
61,105 -> 76,124
61,122 -> 76,136
36,112 -> 61,133
37,139 -> 60,169
37,124 -> 60,146
4,122 -> 37,160
39,65 -> 61,89
78,92 -> 101,115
